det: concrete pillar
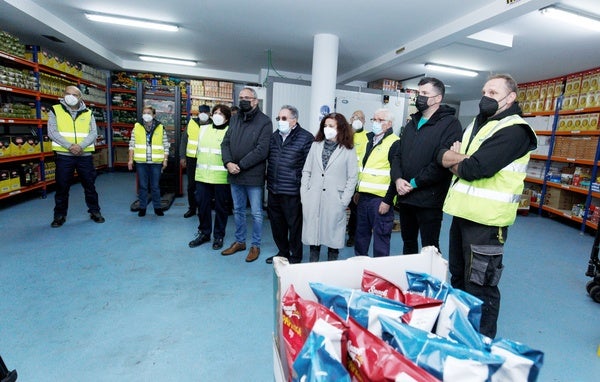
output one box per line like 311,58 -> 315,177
308,33 -> 339,134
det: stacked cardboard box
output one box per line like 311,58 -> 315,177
544,188 -> 585,210
553,136 -> 598,160
518,78 -> 563,114
368,78 -> 402,91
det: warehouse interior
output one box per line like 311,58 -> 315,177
2,0 -> 600,381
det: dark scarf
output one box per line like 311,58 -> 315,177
322,139 -> 338,169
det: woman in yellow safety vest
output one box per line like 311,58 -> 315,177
187,105 -> 232,250
128,106 -> 170,217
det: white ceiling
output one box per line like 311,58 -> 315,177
1,0 -> 600,104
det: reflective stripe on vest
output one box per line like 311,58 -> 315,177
51,104 -> 93,152
195,124 -> 229,184
357,134 -> 398,197
133,123 -> 165,163
185,119 -> 201,157
354,130 -> 368,168
443,114 -> 535,226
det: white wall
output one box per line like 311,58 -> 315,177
268,80 -> 409,136
458,99 -> 479,128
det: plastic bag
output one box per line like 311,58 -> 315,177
380,315 -> 504,381
362,269 -> 443,332
346,317 -> 440,382
489,338 -> 544,382
282,285 -> 347,380
310,282 -> 411,337
292,331 -> 351,382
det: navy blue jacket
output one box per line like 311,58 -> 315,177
267,124 -> 314,195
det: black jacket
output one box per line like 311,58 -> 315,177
451,102 -> 537,181
267,124 -> 314,195
221,106 -> 272,186
391,104 -> 462,208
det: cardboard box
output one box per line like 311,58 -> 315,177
92,149 -> 108,168
0,169 -> 10,194
272,248 -> 448,382
114,146 -> 129,163
544,188 -> 585,210
9,168 -> 20,191
0,136 -> 12,158
42,135 -> 52,152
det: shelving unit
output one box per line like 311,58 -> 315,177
521,67 -> 600,232
0,47 -> 108,201
108,87 -> 137,167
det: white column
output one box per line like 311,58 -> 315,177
308,34 -> 339,134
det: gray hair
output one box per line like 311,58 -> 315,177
487,73 -> 518,94
374,108 -> 395,125
241,87 -> 258,98
280,104 -> 298,120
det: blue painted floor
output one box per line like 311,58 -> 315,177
0,171 -> 599,381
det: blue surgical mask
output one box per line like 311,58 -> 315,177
372,121 -> 383,135
278,121 -> 291,134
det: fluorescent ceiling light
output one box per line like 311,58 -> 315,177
424,63 -> 478,77
539,6 -> 600,32
139,55 -> 196,66
85,13 -> 178,32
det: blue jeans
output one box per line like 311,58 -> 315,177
137,163 -> 162,209
230,184 -> 263,247
54,154 -> 100,217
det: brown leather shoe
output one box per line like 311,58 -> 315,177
221,242 -> 246,256
245,246 -> 260,262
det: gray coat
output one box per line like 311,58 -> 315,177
300,141 -> 358,249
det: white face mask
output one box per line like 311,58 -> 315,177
142,114 -> 153,122
371,121 -> 383,135
199,113 -> 209,122
278,121 -> 291,134
352,119 -> 363,130
212,114 -> 225,126
64,94 -> 79,106
324,126 -> 337,140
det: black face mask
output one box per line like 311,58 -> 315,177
239,100 -> 252,112
415,95 -> 430,112
479,96 -> 499,118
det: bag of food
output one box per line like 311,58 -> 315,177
362,269 -> 443,332
292,331 -> 351,382
281,284 -> 347,380
380,315 -> 505,381
310,282 -> 411,337
346,317 -> 440,382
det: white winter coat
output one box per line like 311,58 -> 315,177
300,141 -> 358,248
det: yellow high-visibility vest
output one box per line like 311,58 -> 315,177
443,114 -> 536,226
51,104 -> 94,152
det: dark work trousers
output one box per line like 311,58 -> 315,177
267,192 -> 303,263
195,181 -> 231,240
354,194 -> 394,257
398,203 -> 443,254
346,198 -> 358,239
185,156 -> 197,212
54,154 -> 100,217
448,216 -> 508,339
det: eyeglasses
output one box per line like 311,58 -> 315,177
239,96 -> 256,101
371,118 -> 388,122
276,116 -> 295,121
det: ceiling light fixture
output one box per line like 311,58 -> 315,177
139,55 -> 196,66
85,13 -> 179,32
424,63 -> 478,77
539,6 -> 600,32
